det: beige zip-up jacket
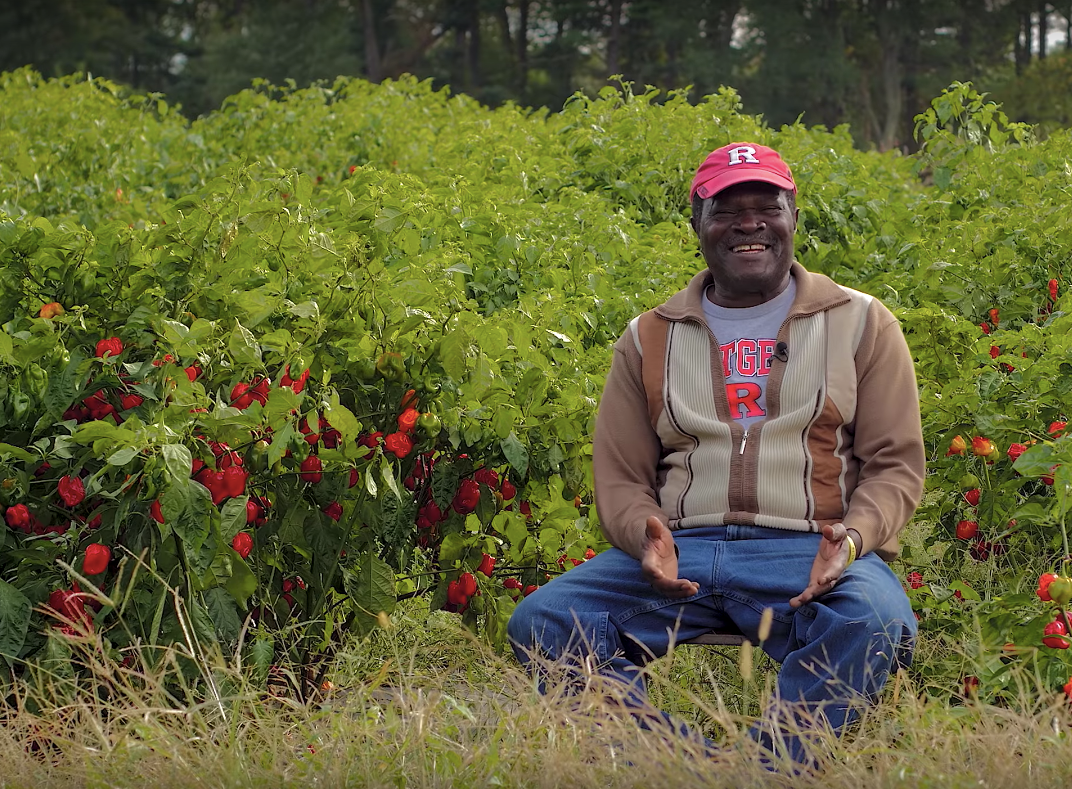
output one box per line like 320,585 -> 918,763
593,262 -> 925,562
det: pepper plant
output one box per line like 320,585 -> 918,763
1,72 -> 1072,706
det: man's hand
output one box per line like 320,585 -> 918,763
790,523 -> 851,608
640,516 -> 699,598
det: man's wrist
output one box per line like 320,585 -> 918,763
846,528 -> 862,556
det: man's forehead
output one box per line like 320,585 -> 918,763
711,181 -> 787,203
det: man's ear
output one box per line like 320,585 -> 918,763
690,212 -> 699,234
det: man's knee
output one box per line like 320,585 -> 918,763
844,588 -> 915,663
508,590 -> 611,666
799,567 -> 916,690
873,601 -> 916,672
839,604 -> 915,670
506,591 -> 544,662
839,559 -> 916,638
507,590 -> 570,653
860,573 -> 916,666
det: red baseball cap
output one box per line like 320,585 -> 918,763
689,143 -> 796,201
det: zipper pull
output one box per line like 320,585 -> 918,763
739,430 -> 749,455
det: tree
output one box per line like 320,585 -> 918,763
170,0 -> 363,116
0,0 -> 190,95
4,0 -> 1068,144
730,0 -> 1025,150
734,0 -> 860,137
363,0 -> 383,82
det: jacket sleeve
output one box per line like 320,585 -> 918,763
593,330 -> 667,560
841,301 -> 926,557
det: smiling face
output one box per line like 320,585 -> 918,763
691,181 -> 798,308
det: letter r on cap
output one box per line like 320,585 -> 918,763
727,146 -> 759,165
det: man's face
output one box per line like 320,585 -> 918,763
692,181 -> 798,308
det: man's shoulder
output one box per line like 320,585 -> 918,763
651,270 -> 710,322
616,310 -> 664,360
795,264 -> 898,326
832,281 -> 899,329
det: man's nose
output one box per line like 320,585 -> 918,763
735,209 -> 765,233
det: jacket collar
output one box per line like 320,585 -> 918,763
654,261 -> 850,322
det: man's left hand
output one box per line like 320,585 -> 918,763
789,523 -> 851,608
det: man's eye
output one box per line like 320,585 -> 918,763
712,211 -> 736,221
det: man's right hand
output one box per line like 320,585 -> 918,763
640,515 -> 700,598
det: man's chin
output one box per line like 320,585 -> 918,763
725,259 -> 779,284
706,263 -> 791,305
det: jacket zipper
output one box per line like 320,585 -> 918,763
659,281 -> 845,515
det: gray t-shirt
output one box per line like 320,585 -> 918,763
701,278 -> 796,429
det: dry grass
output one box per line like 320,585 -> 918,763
4,602 -> 1072,788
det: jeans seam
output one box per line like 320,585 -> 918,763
597,611 -> 609,664
616,588 -> 719,627
721,590 -> 803,625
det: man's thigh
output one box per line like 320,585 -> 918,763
509,527 -> 732,661
715,532 -> 913,662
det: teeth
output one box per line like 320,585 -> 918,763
732,244 -> 767,253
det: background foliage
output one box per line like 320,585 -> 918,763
1,68 -> 1072,707
4,1 -> 1072,149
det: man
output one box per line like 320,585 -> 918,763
508,142 -> 925,766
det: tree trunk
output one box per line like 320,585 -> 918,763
859,71 -> 880,146
1040,3 -> 1049,57
901,1 -> 921,153
607,0 -> 623,76
704,1 -> 739,49
467,0 -> 481,88
1023,10 -> 1033,67
381,25 -> 447,78
552,17 -> 571,97
700,1 -> 740,95
874,2 -> 904,152
495,1 -> 512,53
879,41 -> 903,150
362,0 -> 382,82
667,35 -> 680,88
224,0 -> 245,28
517,0 -> 529,92
1016,11 -> 1033,73
455,26 -> 467,85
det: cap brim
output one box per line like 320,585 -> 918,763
693,169 -> 796,200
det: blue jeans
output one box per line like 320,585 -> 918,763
507,525 -> 916,764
